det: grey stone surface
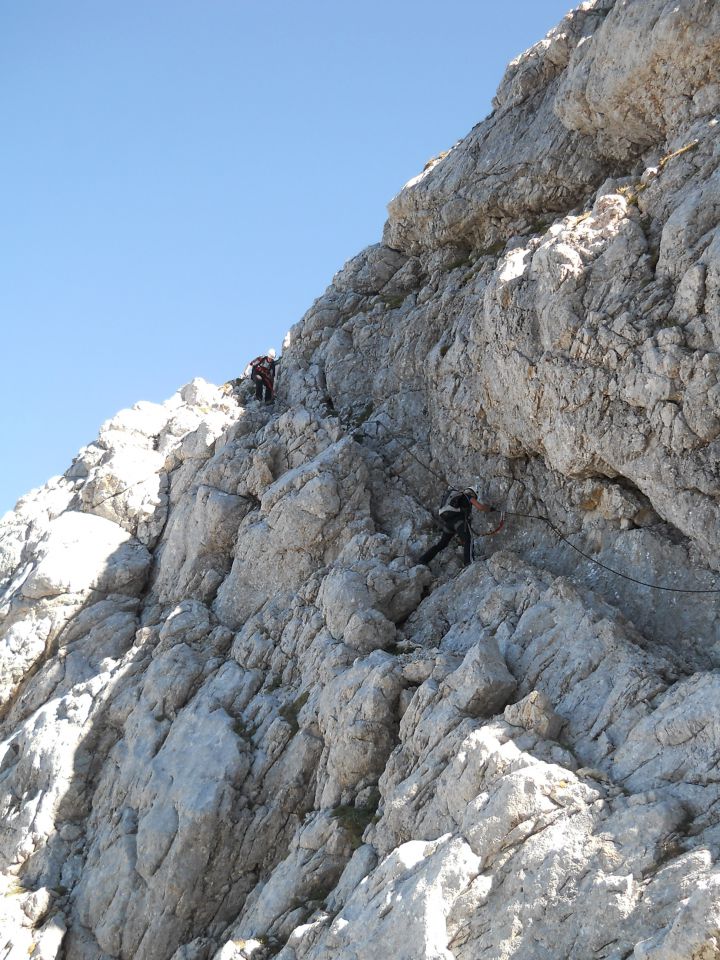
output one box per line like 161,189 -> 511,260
1,3 -> 720,958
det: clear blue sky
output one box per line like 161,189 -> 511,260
1,0 -> 572,516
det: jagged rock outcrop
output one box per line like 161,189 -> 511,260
2,1 -> 720,958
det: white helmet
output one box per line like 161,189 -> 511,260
268,347 -> 277,359
464,478 -> 484,499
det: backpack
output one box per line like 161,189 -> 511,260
438,488 -> 465,518
252,355 -> 272,373
251,356 -> 275,387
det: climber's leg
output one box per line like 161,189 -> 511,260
418,528 -> 455,565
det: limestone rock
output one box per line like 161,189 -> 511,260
504,689 -> 564,740
2,3 -> 720,960
440,636 -> 517,718
21,512 -> 149,600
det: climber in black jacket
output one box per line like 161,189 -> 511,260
419,485 -> 493,567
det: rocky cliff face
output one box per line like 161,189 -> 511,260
2,2 -> 720,958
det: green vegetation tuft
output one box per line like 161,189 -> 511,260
251,936 -> 284,958
447,253 -> 473,272
382,640 -> 404,656
475,240 -> 506,258
232,718 -> 252,741
350,402 -> 374,429
611,141 -> 699,211
528,216 -> 551,235
3,878 -> 26,897
423,149 -> 450,171
658,138 -> 699,171
306,880 -> 336,904
381,293 -> 407,310
617,182 -> 648,206
330,792 -> 380,848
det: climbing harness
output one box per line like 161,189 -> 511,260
91,352 -> 717,596
437,487 -> 506,539
438,487 -> 462,517
355,420 -> 506,543
355,417 -> 720,595
249,355 -> 275,379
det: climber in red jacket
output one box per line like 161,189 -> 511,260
244,348 -> 279,403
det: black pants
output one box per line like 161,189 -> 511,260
419,516 -> 473,566
252,370 -> 273,402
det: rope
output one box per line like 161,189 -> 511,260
353,420 -> 443,518
504,511 -> 720,595
356,418 -> 720,595
356,420 -> 506,539
357,419 -> 449,485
